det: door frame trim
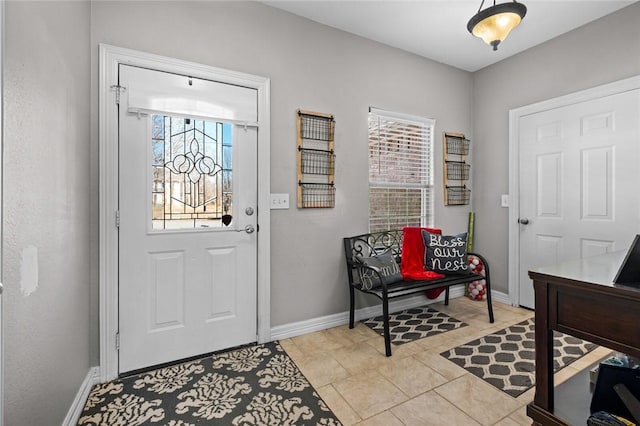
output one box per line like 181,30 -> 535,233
99,44 -> 271,381
0,2 -> 4,422
508,75 -> 640,307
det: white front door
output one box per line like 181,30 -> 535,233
118,64 -> 258,373
518,89 -> 640,309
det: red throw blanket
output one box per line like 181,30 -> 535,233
401,227 -> 446,299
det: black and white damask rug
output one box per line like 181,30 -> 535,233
441,318 -> 597,397
78,341 -> 340,425
363,306 -> 468,346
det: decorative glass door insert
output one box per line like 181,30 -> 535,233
152,115 -> 233,230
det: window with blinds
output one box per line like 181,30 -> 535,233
368,108 -> 435,232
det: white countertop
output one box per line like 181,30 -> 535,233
529,251 -> 628,288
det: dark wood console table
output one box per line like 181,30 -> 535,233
527,251 -> 640,426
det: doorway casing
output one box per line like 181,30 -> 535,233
98,44 -> 271,381
507,75 -> 640,307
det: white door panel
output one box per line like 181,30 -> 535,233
580,238 -> 615,258
581,146 -> 612,220
118,64 -> 258,373
536,152 -> 562,217
519,89 -> 640,308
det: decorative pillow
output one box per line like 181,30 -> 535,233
356,251 -> 402,290
422,231 -> 470,274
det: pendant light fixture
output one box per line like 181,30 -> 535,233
467,0 -> 527,51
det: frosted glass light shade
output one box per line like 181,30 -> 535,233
467,1 -> 527,51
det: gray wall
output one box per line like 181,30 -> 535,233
6,1 -> 639,422
89,0 -> 474,337
3,1 -> 92,424
472,2 -> 640,295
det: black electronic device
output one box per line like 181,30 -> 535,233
614,383 -> 640,423
614,234 -> 640,285
591,363 -> 640,422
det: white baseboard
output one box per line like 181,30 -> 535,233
63,366 -> 100,426
271,287 -> 509,341
491,290 -> 512,306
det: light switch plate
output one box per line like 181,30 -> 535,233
270,193 -> 289,209
501,194 -> 509,208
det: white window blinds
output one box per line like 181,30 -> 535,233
368,108 -> 435,232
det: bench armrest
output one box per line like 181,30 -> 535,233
350,263 -> 391,291
468,252 -> 491,281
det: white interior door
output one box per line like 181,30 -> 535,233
118,65 -> 258,373
518,89 -> 640,308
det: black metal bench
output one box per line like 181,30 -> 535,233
343,229 -> 495,356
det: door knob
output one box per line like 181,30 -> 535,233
518,218 -> 530,225
235,225 -> 256,233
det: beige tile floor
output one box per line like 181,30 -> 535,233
280,297 -> 612,426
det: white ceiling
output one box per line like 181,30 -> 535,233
263,0 -> 636,72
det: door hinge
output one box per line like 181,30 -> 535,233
110,84 -> 127,105
115,210 -> 120,228
115,332 -> 120,350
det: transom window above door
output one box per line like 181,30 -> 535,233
151,114 -> 233,230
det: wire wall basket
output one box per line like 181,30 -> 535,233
445,135 -> 470,156
297,110 -> 336,208
299,182 -> 335,208
299,112 -> 335,141
445,161 -> 470,181
445,186 -> 471,206
299,148 -> 335,175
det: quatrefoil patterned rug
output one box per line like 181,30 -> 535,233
441,318 -> 597,397
78,341 -> 340,425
